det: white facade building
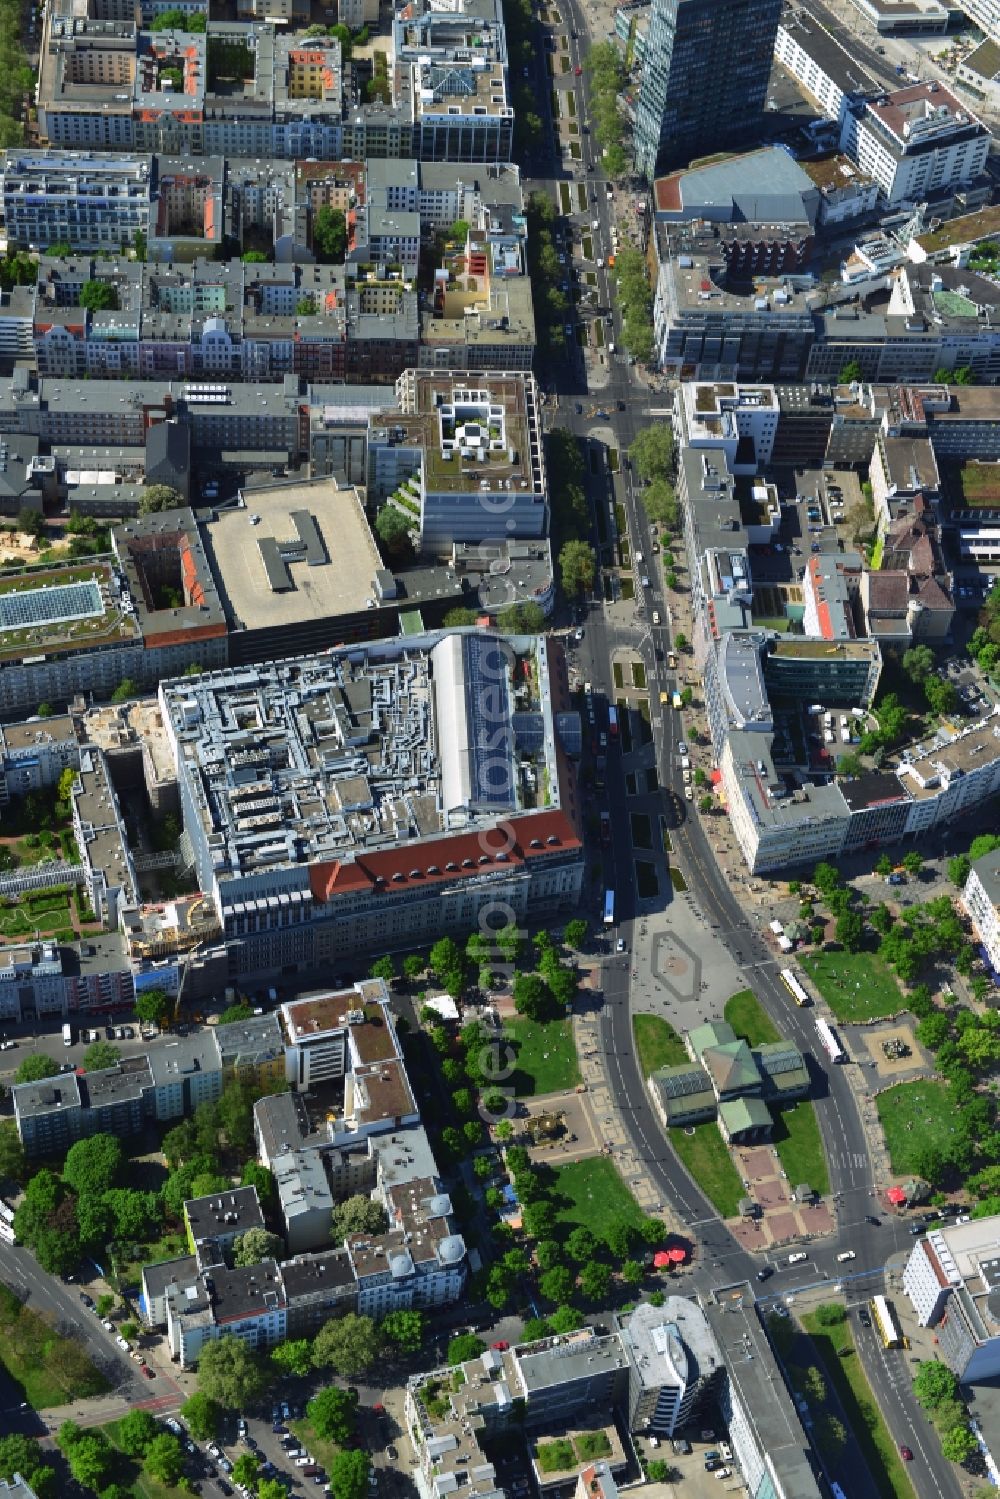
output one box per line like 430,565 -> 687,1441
843,84 -> 990,207
963,849 -> 1000,977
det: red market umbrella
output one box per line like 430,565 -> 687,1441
653,1251 -> 672,1268
887,1187 -> 906,1205
667,1247 -> 686,1263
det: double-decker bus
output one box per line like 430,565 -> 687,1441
780,969 -> 810,1007
870,1295 -> 903,1349
603,890 -> 615,926
815,1015 -> 844,1064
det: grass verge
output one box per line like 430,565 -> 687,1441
669,1122 -> 744,1218
632,1014 -> 687,1074
800,1310 -> 914,1499
724,988 -> 780,1045
772,1100 -> 830,1196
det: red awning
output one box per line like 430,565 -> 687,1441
710,769 -> 723,785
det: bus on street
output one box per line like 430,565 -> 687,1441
604,890 -> 615,925
870,1295 -> 904,1349
815,1015 -> 844,1063
780,969 -> 810,1007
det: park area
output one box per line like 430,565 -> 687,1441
800,950 -> 903,1023
632,1013 -> 687,1075
0,884 -> 77,943
0,1283 -> 109,1407
551,1156 -> 648,1241
876,1079 -> 956,1177
507,1016 -> 580,1096
670,1122 -> 744,1219
724,989 -> 780,1045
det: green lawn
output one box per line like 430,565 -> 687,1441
0,1283 -> 109,1407
669,1122 -> 744,1218
724,988 -> 780,1045
772,1101 -> 830,1196
508,1016 -> 580,1096
632,1013 -> 688,1074
551,1157 -> 649,1240
801,1311 -> 915,1499
800,949 -> 903,1023
877,1080 -> 956,1177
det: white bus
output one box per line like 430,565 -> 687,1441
815,1015 -> 844,1064
0,1220 -> 15,1245
0,1200 -> 15,1225
780,969 -> 810,1007
62,1022 -> 73,1047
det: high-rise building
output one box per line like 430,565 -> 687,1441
634,0 -> 782,181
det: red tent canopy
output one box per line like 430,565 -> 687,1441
653,1251 -> 671,1268
667,1247 -> 686,1263
887,1187 -> 907,1205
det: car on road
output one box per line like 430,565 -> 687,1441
865,1215 -> 881,1226
756,1266 -> 773,1282
490,1341 -> 509,1352
574,403 -> 583,414
677,742 -> 687,757
858,1306 -> 871,1327
208,1446 -> 221,1460
788,1252 -> 807,1265
899,1446 -> 913,1462
684,785 -> 693,801
652,611 -> 660,625
616,938 -> 626,952
386,1447 -> 398,1461
574,65 -> 582,74
80,1293 -> 94,1308
836,1251 -> 856,1262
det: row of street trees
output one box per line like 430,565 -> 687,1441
583,44 -> 629,180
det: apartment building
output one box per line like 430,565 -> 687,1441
962,848 -> 1000,977
843,84 -> 990,208
774,12 -> 876,127
903,1216 -> 1000,1381
0,152 -> 154,251
0,935 -> 135,1023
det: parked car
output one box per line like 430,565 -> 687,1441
899,1446 -> 913,1462
756,1266 -> 773,1282
141,1364 -> 155,1379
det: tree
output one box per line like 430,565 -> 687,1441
924,674 -> 959,716
914,1360 -> 959,1410
180,1392 -> 220,1440
0,1436 -> 54,1495
67,1436 -> 114,1491
241,1161 -> 277,1212
259,1483 -> 287,1499
540,1265 -> 576,1303
313,206 -> 347,263
941,1423 -> 977,1463
566,1226 -> 597,1262
197,1336 -> 268,1410
621,1258 -> 644,1286
79,280 -> 117,313
231,1455 -> 262,1491
902,850 -> 924,876
369,955 -> 396,983
144,1434 -> 184,1487
270,1338 -> 313,1377
0,1120 -> 27,1186
698,795 -> 713,815
219,1003 -> 253,1025
629,425 -> 674,483
875,853 -> 893,877
903,645 -> 935,684
16,506 -> 46,540
116,1410 -> 159,1458
839,360 -> 863,383
549,1305 -> 582,1334
63,1134 -> 124,1197
444,1332 -> 484,1366
233,1227 -> 284,1266
138,485 -> 183,515
604,1221 -> 638,1258
329,1450 -> 371,1499
559,539 -> 596,597
814,1415 -> 846,1457
307,1386 -> 358,1446
312,1313 -> 381,1376
14,1053 -> 59,1084
429,936 -> 463,981
381,1308 -> 425,1354
512,971 -> 556,1022
134,987 -> 172,1027
403,953 -> 426,981
916,1012 -> 950,1050
375,506 -> 413,556
331,1194 -> 388,1243
82,1040 -> 121,1072
835,909 -> 864,953
578,1261 -> 611,1301
814,1302 -> 846,1327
